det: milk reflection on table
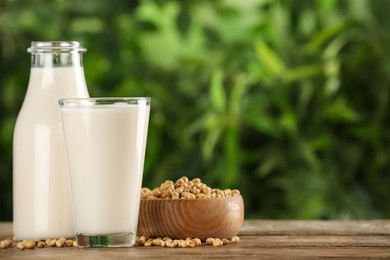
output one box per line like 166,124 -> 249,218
60,100 -> 150,237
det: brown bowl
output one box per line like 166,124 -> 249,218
137,195 -> 244,240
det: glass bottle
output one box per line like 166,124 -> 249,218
13,41 -> 89,240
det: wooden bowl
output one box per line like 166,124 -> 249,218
137,195 -> 244,240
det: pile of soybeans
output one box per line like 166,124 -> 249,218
140,176 -> 240,200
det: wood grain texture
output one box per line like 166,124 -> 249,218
241,219 -> 390,235
1,220 -> 390,259
137,195 -> 244,240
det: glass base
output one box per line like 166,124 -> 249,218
76,232 -> 136,248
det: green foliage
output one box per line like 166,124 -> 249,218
1,0 -> 390,220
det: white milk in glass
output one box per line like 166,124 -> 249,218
60,104 -> 150,235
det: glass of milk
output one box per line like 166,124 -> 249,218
59,97 -> 151,248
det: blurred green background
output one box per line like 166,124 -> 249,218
1,0 -> 390,221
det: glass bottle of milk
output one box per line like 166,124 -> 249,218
13,42 -> 90,240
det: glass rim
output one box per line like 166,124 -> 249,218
28,41 -> 86,53
59,97 -> 151,108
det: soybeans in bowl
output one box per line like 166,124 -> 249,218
137,177 -> 244,240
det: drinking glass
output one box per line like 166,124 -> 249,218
59,97 -> 151,247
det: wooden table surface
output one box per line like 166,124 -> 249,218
1,220 -> 390,259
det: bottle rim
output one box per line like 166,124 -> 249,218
27,41 -> 86,53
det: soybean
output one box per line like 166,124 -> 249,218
37,241 -> 45,248
231,236 -> 240,243
213,238 -> 223,247
16,242 -> 25,250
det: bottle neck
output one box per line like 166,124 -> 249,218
31,52 -> 84,68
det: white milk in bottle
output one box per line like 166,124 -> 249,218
13,42 -> 89,240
